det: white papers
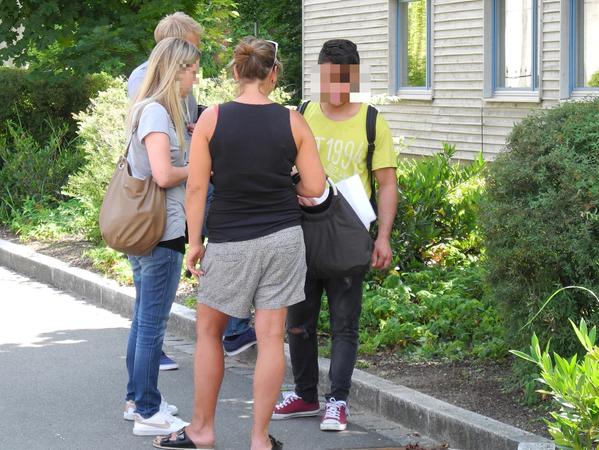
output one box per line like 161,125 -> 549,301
335,175 -> 376,229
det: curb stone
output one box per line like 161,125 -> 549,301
0,238 -> 554,450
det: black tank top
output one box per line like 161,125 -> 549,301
207,101 -> 301,242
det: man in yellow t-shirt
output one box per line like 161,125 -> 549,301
272,39 -> 398,432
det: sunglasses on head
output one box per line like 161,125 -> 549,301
265,39 -> 279,72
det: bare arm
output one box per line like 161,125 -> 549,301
145,132 -> 189,188
371,167 -> 398,269
290,110 -> 326,197
185,106 -> 217,276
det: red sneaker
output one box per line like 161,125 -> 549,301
272,392 -> 320,419
320,398 -> 348,431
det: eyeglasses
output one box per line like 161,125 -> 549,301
265,39 -> 279,73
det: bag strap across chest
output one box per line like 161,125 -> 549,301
297,100 -> 378,212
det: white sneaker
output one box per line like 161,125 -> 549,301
133,410 -> 188,436
124,398 -> 179,421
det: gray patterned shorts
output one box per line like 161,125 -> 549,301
197,226 -> 306,318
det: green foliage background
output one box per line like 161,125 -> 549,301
481,98 -> 599,357
0,0 -> 238,77
0,1 -> 301,100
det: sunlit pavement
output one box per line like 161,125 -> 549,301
0,265 -> 432,450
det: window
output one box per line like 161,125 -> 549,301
571,0 -> 599,90
493,0 -> 538,91
396,0 -> 432,93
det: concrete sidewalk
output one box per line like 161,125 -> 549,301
0,265 -> 439,450
0,238 -> 555,450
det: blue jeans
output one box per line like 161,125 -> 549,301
224,317 -> 251,337
126,246 -> 183,418
205,183 -> 251,339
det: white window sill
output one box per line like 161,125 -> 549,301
570,89 -> 599,99
483,91 -> 541,103
395,89 -> 433,101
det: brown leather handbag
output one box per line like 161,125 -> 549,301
99,130 -> 166,256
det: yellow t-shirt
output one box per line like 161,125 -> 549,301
302,102 -> 398,197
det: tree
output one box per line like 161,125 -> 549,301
231,0 -> 302,101
0,0 -> 238,77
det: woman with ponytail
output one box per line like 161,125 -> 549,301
153,37 -> 325,450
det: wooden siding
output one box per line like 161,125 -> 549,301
302,0 -> 573,161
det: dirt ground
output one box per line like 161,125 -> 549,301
356,353 -> 549,437
0,227 -> 550,438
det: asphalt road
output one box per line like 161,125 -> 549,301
0,265 -> 436,450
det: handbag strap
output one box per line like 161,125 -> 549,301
124,106 -> 144,158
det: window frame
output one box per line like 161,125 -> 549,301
569,0 -> 599,94
394,0 -> 433,100
483,0 -> 541,102
493,0 -> 539,92
560,0 -> 599,98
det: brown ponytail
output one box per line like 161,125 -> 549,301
232,36 -> 283,81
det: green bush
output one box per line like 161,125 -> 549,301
392,143 -> 486,269
195,69 -> 293,106
63,80 -> 129,242
319,265 -> 506,361
8,198 -> 88,241
0,121 -> 82,222
0,68 -> 117,143
481,98 -> 599,356
512,315 -> 599,449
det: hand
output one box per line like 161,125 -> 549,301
297,195 -> 317,207
187,122 -> 196,134
186,244 -> 205,278
371,237 -> 392,270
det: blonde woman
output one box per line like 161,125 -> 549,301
153,37 -> 326,450
124,37 -> 199,437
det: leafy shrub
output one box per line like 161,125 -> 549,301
62,80 -> 129,242
84,246 -> 133,285
8,198 -> 88,241
512,314 -> 599,449
195,69 -> 293,106
319,265 -> 506,361
0,68 -> 117,142
481,98 -> 599,356
0,121 -> 82,222
392,143 -> 486,269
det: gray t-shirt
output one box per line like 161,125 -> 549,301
127,102 -> 189,242
128,61 -> 198,123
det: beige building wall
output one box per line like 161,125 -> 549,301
302,0 -> 595,160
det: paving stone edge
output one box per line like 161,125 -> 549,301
0,238 -> 554,450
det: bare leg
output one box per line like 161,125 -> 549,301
185,304 -> 229,446
250,307 -> 287,450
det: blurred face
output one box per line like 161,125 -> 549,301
319,63 -> 360,105
179,61 -> 199,97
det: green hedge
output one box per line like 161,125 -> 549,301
481,98 -> 599,356
0,68 -> 116,142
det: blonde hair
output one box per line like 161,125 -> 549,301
127,38 -> 200,153
154,12 -> 204,43
232,36 -> 283,81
